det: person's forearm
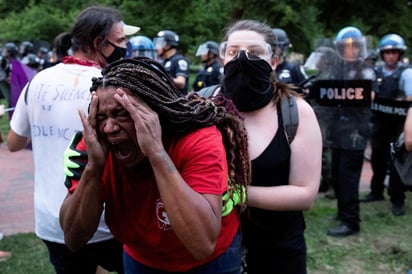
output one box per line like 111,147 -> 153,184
173,76 -> 186,90
247,184 -> 317,211
149,149 -> 221,260
7,130 -> 29,152
59,164 -> 104,251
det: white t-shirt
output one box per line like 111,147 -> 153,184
10,62 -> 112,244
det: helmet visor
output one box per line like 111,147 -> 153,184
153,37 -> 166,49
335,36 -> 367,61
132,49 -> 156,59
304,52 -> 324,71
196,44 -> 209,56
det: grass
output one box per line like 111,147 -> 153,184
1,192 -> 412,273
305,192 -> 412,274
0,99 -> 10,140
0,234 -> 53,274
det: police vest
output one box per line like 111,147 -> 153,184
376,64 -> 409,99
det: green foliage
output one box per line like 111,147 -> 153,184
119,0 -> 231,59
0,0 -> 411,65
0,0 -> 30,16
13,6 -> 66,42
0,3 -> 72,44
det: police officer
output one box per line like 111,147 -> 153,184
365,49 -> 378,70
305,46 -> 340,197
21,53 -> 41,71
37,46 -> 51,70
192,41 -> 223,92
19,41 -> 34,59
0,42 -> 18,103
154,30 -> 190,94
314,26 -> 375,237
127,35 -> 156,59
361,34 -> 412,216
272,28 -> 308,93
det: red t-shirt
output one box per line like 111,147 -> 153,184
69,126 -> 239,271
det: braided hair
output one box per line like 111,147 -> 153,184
90,57 -> 250,210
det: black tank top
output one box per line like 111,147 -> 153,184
241,101 -> 305,249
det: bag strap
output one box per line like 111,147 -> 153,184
281,95 -> 299,144
198,85 -> 299,144
197,84 -> 220,98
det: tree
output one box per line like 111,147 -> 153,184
0,0 -> 410,61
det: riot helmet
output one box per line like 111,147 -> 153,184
19,41 -> 34,57
195,41 -> 219,56
22,53 -> 40,70
2,42 -> 18,58
272,28 -> 290,57
334,26 -> 367,61
304,46 -> 338,74
38,47 -> 49,55
154,30 -> 179,49
378,33 -> 407,59
128,35 -> 156,59
366,49 -> 378,61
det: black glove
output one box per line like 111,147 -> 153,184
63,131 -> 87,188
391,134 -> 406,163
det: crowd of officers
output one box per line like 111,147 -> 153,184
1,26 -> 411,239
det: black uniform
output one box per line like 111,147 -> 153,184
192,60 -> 223,91
275,61 -> 307,93
314,60 -> 375,234
369,64 -> 410,208
163,53 -> 190,95
0,56 -> 12,102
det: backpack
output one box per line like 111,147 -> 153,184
197,85 -> 299,144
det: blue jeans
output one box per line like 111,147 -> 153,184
123,231 -> 241,274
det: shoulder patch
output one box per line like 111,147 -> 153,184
178,59 -> 188,71
164,60 -> 171,69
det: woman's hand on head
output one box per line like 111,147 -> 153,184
78,92 -> 108,168
114,90 -> 164,157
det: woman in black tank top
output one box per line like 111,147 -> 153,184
220,19 -> 322,274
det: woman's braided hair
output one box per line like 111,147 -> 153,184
90,57 -> 250,210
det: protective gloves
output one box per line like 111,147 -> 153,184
63,131 -> 87,188
222,181 -> 246,216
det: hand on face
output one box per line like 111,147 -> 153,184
113,89 -> 164,158
78,92 -> 109,169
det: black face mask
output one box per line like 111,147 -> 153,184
104,41 -> 127,64
223,50 -> 274,112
